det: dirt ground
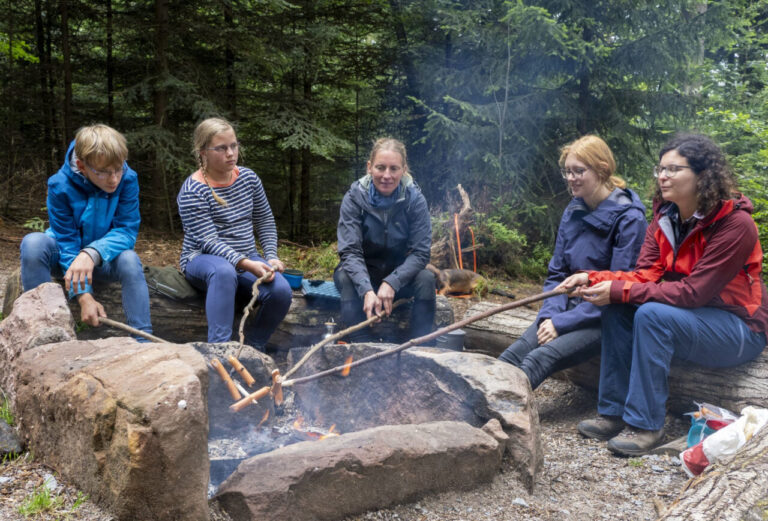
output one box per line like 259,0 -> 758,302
0,222 -> 692,521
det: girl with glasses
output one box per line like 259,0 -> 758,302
177,117 -> 291,349
562,133 -> 768,456
498,135 -> 647,391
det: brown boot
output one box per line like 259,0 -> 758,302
606,426 -> 665,456
577,415 -> 626,441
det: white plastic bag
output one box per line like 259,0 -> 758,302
680,406 -> 768,477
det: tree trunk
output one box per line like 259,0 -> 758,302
224,1 -> 236,117
35,0 -> 54,168
151,0 -> 170,228
60,0 -> 72,143
46,0 -> 60,156
106,0 -> 114,124
657,426 -> 768,520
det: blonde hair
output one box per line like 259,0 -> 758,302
192,117 -> 235,206
559,135 -> 625,189
368,137 -> 413,180
74,124 -> 128,166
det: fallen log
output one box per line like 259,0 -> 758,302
656,425 -> 768,520
2,268 -> 453,347
459,300 -> 768,414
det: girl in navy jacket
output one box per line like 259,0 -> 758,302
499,135 -> 647,389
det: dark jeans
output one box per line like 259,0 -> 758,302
498,321 -> 601,389
599,303 -> 766,430
333,268 -> 436,342
184,253 -> 292,346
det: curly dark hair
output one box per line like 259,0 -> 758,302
655,133 -> 736,215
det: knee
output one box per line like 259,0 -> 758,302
634,303 -> 673,329
209,262 -> 238,285
270,274 -> 293,306
115,250 -> 143,275
412,269 -> 436,300
20,233 -> 54,260
333,269 -> 359,301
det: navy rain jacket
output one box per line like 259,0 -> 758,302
336,174 -> 432,298
538,187 -> 648,334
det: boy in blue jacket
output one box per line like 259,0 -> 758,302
20,124 -> 152,338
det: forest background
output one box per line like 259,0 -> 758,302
2,0 -> 768,279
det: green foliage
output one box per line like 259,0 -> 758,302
0,391 -> 13,426
22,208 -> 47,233
17,485 -> 65,517
277,243 -> 338,280
627,458 -> 644,468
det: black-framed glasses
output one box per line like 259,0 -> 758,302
206,142 -> 240,154
653,164 -> 692,178
86,164 -> 123,180
560,166 -> 589,179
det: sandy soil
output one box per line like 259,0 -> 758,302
0,223 -> 692,521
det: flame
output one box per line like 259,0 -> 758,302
319,425 -> 339,440
293,416 -> 305,430
341,355 -> 354,377
257,408 -> 270,427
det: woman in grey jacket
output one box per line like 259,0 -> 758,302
334,138 -> 435,342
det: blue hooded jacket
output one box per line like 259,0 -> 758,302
45,140 -> 141,297
539,187 -> 648,334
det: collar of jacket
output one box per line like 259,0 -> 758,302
567,187 -> 645,234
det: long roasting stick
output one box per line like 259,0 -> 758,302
281,288 -> 568,389
282,298 -> 412,380
98,317 -> 170,343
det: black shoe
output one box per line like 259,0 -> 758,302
577,415 -> 626,441
606,426 -> 665,456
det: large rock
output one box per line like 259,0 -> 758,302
289,343 -> 541,490
14,337 -> 210,521
215,421 -> 502,521
0,282 -> 75,399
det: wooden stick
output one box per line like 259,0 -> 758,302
282,298 -> 411,380
98,317 -> 170,343
235,269 -> 274,359
211,358 -> 242,400
282,288 -> 567,389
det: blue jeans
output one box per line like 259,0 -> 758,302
20,232 -> 153,338
184,253 -> 292,346
599,303 -> 766,430
498,321 -> 601,390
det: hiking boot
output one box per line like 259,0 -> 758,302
577,415 -> 626,441
606,426 -> 665,456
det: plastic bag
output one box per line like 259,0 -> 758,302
680,406 -> 768,477
684,402 -> 738,448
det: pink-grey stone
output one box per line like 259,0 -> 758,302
215,420 -> 502,521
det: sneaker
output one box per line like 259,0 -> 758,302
606,426 -> 665,456
577,415 -> 626,441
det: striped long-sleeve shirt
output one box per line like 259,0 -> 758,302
177,167 -> 279,272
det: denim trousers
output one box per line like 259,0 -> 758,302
498,321 -> 601,390
184,253 -> 292,346
333,268 -> 436,341
599,302 -> 766,430
20,232 -> 153,337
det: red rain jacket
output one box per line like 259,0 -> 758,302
588,195 -> 768,334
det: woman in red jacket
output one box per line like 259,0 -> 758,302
560,133 -> 768,456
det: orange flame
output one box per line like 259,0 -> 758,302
293,416 -> 305,430
319,425 -> 339,440
341,355 -> 354,377
257,408 -> 270,427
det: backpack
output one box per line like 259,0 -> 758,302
143,265 -> 201,303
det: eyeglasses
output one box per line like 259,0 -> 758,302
653,164 -> 692,178
206,142 -> 240,154
560,166 -> 589,179
86,164 -> 123,180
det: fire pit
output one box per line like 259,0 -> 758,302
202,341 -> 540,521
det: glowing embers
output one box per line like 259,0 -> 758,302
290,415 -> 339,441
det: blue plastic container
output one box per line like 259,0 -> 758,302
283,269 -> 304,290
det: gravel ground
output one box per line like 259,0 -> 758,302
0,224 -> 693,520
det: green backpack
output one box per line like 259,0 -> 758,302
143,266 -> 201,303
